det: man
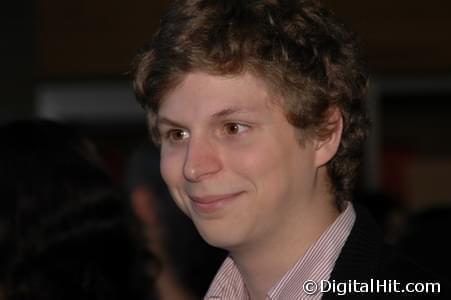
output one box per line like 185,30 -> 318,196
132,0 -> 448,298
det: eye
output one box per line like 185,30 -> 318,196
166,129 -> 190,142
223,123 -> 249,135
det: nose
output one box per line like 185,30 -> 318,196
183,136 -> 222,182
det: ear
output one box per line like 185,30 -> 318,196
313,107 -> 343,168
130,186 -> 159,226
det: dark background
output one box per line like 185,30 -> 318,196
2,0 -> 451,213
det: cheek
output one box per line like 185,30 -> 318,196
226,143 -> 280,188
233,136 -> 310,195
160,152 -> 191,213
159,155 -> 171,185
160,149 -> 182,187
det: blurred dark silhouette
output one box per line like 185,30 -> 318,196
125,143 -> 227,300
0,119 -> 157,300
356,190 -> 451,285
396,206 -> 451,285
354,190 -> 407,245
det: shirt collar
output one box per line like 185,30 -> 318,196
205,202 -> 356,300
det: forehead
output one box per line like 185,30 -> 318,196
158,71 -> 281,119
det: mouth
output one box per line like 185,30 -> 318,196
189,192 -> 243,214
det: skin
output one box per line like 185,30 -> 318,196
157,71 -> 342,299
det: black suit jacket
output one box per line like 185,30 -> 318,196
323,204 -> 450,299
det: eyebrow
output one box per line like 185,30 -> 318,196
157,106 -> 257,128
211,106 -> 255,119
157,117 -> 185,128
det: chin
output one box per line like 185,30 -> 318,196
194,221 -> 245,250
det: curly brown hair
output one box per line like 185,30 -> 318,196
133,0 -> 370,207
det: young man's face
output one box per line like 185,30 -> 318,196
157,72 -> 323,251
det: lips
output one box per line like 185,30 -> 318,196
189,192 -> 243,214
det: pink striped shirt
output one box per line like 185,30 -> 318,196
204,202 -> 356,300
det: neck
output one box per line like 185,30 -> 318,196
230,194 -> 339,300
